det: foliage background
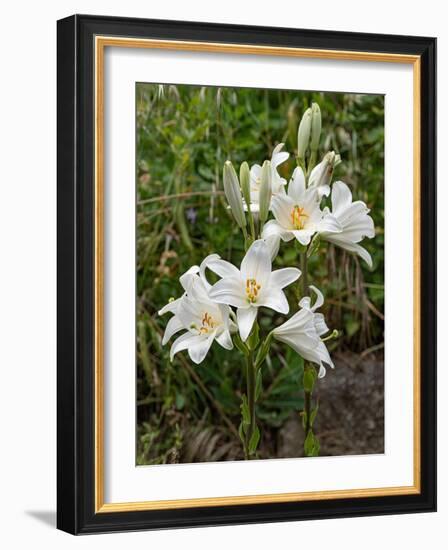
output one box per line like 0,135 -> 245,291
136,83 -> 384,464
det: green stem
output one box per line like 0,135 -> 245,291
301,251 -> 308,296
245,351 -> 256,459
304,378 -> 312,436
247,207 -> 256,241
300,249 -> 315,452
308,150 -> 317,176
242,224 -> 249,250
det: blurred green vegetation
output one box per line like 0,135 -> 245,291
136,84 -> 384,464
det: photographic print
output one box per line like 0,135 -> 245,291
136,84 -> 384,464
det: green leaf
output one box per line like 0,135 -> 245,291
175,393 -> 185,410
255,332 -> 273,367
345,319 -> 360,338
241,395 -> 250,425
311,437 -> 320,457
238,422 -> 245,442
304,430 -> 320,457
247,322 -> 260,351
248,425 -> 260,454
301,411 -> 307,429
307,235 -> 320,258
310,404 -> 319,427
255,369 -> 262,401
304,430 -> 316,456
234,334 -> 249,356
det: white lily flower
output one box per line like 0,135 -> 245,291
208,240 -> 301,341
299,284 -> 331,337
158,265 -> 200,319
247,143 -> 289,212
308,151 -> 341,198
320,181 -> 375,268
159,265 -> 236,365
261,166 -> 342,246
273,285 -> 334,378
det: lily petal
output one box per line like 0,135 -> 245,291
158,296 -> 182,316
170,332 -> 202,361
263,234 -> 281,261
201,254 -> 240,281
270,267 -> 301,289
331,181 -> 353,215
257,288 -> 289,314
271,143 -> 289,168
162,315 -> 184,345
240,240 -> 271,286
188,333 -> 216,364
179,265 -> 200,291
271,194 -> 295,229
317,213 -> 342,234
262,220 -> 295,243
237,307 -> 258,342
314,313 -> 330,337
305,285 -> 325,311
216,329 -> 234,350
292,229 -> 314,245
288,166 -> 306,203
209,277 -> 247,308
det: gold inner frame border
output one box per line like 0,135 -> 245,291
94,36 -> 421,513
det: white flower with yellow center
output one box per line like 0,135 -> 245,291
207,240 -> 301,341
247,143 -> 289,212
320,181 -> 375,267
273,285 -> 334,378
159,267 -> 236,365
262,166 -> 342,246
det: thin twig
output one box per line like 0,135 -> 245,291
364,297 -> 385,321
138,190 -> 224,206
359,342 -> 385,360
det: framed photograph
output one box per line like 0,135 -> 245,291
57,14 -> 436,534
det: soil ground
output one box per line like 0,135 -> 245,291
277,352 -> 384,458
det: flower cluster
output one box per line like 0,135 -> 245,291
158,102 -> 375,458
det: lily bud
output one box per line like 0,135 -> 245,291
258,160 -> 272,223
223,160 -> 246,228
240,161 -> 251,209
310,103 -> 322,152
297,107 -> 312,160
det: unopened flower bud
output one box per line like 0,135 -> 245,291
310,103 -> 322,152
258,160 -> 272,223
297,107 -> 312,160
223,160 -> 246,228
240,161 -> 251,209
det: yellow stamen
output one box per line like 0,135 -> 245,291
199,312 -> 216,334
245,278 -> 260,303
291,205 -> 308,230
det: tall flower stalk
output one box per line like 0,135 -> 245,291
158,102 -> 375,460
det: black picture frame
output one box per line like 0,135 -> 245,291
57,14 -> 436,534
